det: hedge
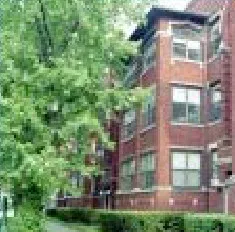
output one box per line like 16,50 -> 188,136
47,208 -> 235,232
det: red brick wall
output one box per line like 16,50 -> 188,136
69,0 -> 235,214
186,0 -> 227,14
116,18 -> 212,212
231,0 -> 235,214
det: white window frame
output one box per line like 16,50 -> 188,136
172,151 -> 201,188
172,38 -> 202,63
122,110 -> 136,139
209,19 -> 222,60
170,22 -> 203,63
120,158 -> 135,191
210,82 -> 222,122
172,86 -> 201,124
140,152 -> 155,189
142,87 -> 156,128
142,28 -> 156,74
212,151 -> 219,180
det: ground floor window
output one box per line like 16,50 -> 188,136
140,152 -> 155,189
172,151 -> 200,188
120,158 -> 135,191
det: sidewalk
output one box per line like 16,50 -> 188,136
46,221 -> 77,232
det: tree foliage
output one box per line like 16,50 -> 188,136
0,0 -> 152,230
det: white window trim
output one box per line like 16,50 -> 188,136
141,32 -> 156,75
172,38 -> 202,64
169,21 -> 203,64
208,13 -> 223,62
171,86 -> 201,125
122,110 -> 136,140
120,157 -> 135,191
141,85 -> 156,129
172,151 -> 201,188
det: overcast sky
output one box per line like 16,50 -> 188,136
158,0 -> 191,10
124,0 -> 192,36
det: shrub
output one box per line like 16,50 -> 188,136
47,208 -> 235,232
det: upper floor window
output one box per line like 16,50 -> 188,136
122,110 -> 135,139
140,151 -> 155,189
212,150 -> 219,180
172,151 -> 201,188
172,24 -> 202,62
209,17 -> 222,58
142,87 -> 156,127
120,158 -> 135,190
142,28 -> 156,72
172,86 -> 201,124
125,61 -> 136,83
210,82 -> 222,122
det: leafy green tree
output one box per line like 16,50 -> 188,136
0,0 -> 152,231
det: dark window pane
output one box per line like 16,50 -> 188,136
173,42 -> 187,59
173,102 -> 187,122
173,170 -> 185,187
188,104 -> 200,123
187,171 -> 200,187
188,48 -> 201,61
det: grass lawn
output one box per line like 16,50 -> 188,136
48,217 -> 100,232
64,222 -> 100,232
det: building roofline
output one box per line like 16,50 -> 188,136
130,7 -> 209,41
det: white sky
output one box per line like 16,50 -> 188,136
123,0 -> 192,37
158,0 -> 191,10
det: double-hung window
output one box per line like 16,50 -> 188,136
120,158 -> 135,191
143,87 -> 156,127
212,151 -> 219,179
142,28 -> 156,72
172,24 -> 202,62
209,18 -> 222,58
172,86 -> 201,124
173,39 -> 201,62
210,83 -> 222,122
172,151 -> 201,188
125,61 -> 136,85
140,152 -> 155,189
123,110 -> 135,139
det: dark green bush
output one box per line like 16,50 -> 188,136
47,208 -> 235,232
184,214 -> 235,232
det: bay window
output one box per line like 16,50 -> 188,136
172,151 -> 201,188
172,24 -> 202,62
123,110 -> 135,138
120,158 -> 135,191
140,152 -> 155,189
173,39 -> 201,62
143,87 -> 156,127
142,28 -> 156,72
209,18 -> 222,58
210,83 -> 222,122
212,151 -> 219,179
172,86 -> 201,124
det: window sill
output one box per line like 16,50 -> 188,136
172,57 -> 203,66
116,187 -> 157,195
171,122 -> 204,127
140,124 -> 156,134
207,120 -> 222,126
121,135 -> 135,143
115,190 -> 133,195
132,187 -> 156,193
172,187 -> 202,192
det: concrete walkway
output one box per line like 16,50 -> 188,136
46,221 -> 77,232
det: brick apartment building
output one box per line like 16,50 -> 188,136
58,0 -> 235,214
